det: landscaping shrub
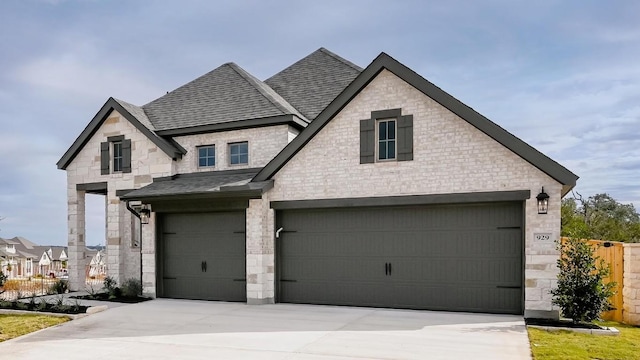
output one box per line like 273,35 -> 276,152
120,278 -> 142,298
0,271 -> 6,287
49,279 -> 68,294
2,280 -> 20,291
550,237 -> 616,323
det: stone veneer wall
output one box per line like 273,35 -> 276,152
173,125 -> 291,173
65,110 -> 173,290
623,243 -> 640,325
257,69 -> 565,317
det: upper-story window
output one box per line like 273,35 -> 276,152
101,135 -> 132,174
360,108 -> 413,164
377,119 -> 396,161
113,141 -> 123,172
229,142 -> 248,165
198,145 -> 216,167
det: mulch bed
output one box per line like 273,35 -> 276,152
526,318 -> 605,330
70,293 -> 151,304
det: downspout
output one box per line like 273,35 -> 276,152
125,200 -> 144,295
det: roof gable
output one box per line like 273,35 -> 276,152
57,97 -> 184,170
254,52 -> 578,194
143,63 -> 307,133
266,48 -> 362,120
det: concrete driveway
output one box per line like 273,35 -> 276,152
1,299 -> 531,359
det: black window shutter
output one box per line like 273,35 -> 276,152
100,142 -> 110,175
122,139 -> 132,173
397,115 -> 413,161
360,119 -> 375,164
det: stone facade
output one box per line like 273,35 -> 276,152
623,243 -> 640,325
63,62 -> 571,317
265,70 -> 563,316
173,125 -> 293,173
65,109 -> 296,294
65,110 -> 173,290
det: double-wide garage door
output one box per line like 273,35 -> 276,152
161,212 -> 246,301
277,202 -> 523,314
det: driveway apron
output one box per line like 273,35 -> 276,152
0,299 -> 531,359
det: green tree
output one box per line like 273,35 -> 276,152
551,237 -> 615,323
562,192 -> 640,242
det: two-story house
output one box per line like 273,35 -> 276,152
58,48 -> 578,319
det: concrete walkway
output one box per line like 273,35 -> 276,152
1,299 -> 532,359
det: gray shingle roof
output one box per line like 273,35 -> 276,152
120,168 -> 267,199
114,98 -> 155,130
265,48 -> 363,120
143,63 -> 307,131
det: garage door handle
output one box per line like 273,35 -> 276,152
388,263 -> 392,275
385,263 -> 389,276
496,285 -> 521,289
203,261 -> 207,272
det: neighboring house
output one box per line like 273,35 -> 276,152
87,249 -> 106,278
0,237 -> 41,278
57,48 -> 578,318
34,246 -> 68,277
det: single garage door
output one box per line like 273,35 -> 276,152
277,202 -> 523,314
161,212 -> 246,301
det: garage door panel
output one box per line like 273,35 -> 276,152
278,202 -> 523,314
162,212 -> 246,301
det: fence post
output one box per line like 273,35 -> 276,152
623,243 -> 640,325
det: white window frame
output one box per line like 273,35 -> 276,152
376,118 -> 397,161
112,141 -> 123,172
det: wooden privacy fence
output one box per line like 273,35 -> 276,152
560,237 -> 624,322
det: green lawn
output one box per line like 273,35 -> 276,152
528,321 -> 640,360
0,314 -> 69,342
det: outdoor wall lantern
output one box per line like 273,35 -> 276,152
139,205 -> 151,224
536,187 -> 550,214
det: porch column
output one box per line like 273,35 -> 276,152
67,188 -> 86,291
246,198 -> 275,304
141,211 -> 157,297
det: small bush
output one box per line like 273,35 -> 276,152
50,279 -> 69,294
37,298 -> 48,311
3,280 -> 20,291
550,237 -> 616,323
0,271 -> 6,287
120,278 -> 142,298
103,276 -> 117,293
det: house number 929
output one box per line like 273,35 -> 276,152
534,233 -> 551,241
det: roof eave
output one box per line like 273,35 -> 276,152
154,114 -> 308,137
254,52 -> 579,189
57,98 -> 183,170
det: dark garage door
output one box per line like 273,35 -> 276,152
161,212 -> 246,301
277,202 -> 523,314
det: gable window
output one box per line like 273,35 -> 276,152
360,108 -> 413,164
378,119 -> 396,160
100,135 -> 132,174
198,145 -> 216,167
113,141 -> 123,172
229,142 -> 248,165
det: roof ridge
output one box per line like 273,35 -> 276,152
227,63 -> 305,120
318,47 -> 363,72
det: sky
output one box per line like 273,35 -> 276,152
0,0 -> 639,246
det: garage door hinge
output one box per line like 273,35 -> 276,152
496,226 -> 521,230
280,279 -> 297,282
496,285 -> 522,289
